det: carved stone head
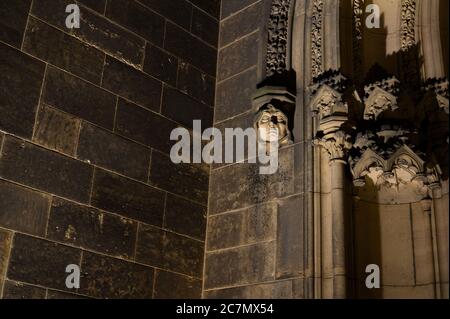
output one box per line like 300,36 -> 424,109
254,104 -> 293,147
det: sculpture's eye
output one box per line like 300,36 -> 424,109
260,115 -> 271,123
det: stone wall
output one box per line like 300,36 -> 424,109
203,0 -> 310,299
0,0 -> 219,299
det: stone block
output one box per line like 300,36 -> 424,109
106,0 -> 164,46
47,198 -> 137,258
23,17 -> 104,84
0,180 -> 50,236
153,270 -> 202,299
102,56 -> 162,112
91,169 -> 165,226
0,42 -> 45,138
164,22 -> 217,76
7,234 -> 81,291
79,251 -> 153,299
77,122 -> 151,181
33,105 -> 81,156
0,0 -> 32,48
42,66 -> 116,130
136,225 -> 204,278
114,98 -> 179,155
0,136 -> 94,203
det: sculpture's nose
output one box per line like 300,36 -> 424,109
270,116 -> 278,125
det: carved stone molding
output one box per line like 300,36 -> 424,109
311,0 -> 324,79
266,0 -> 292,77
401,0 -> 417,51
314,131 -> 353,162
363,76 -> 400,120
352,0 -> 364,81
422,78 -> 449,114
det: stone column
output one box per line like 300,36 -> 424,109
429,184 -> 448,299
315,131 -> 352,298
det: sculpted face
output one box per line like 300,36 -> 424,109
255,105 -> 291,145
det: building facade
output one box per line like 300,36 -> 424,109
0,0 -> 448,299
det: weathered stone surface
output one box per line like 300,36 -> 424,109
0,0 -> 32,47
33,105 -> 81,156
177,62 -> 216,106
191,8 -> 219,47
211,110 -> 254,170
106,0 -> 165,46
0,229 -> 12,279
0,180 -> 50,236
217,32 -> 259,81
165,194 -> 206,240
190,0 -> 221,19
7,234 -> 81,291
139,0 -> 192,30
78,0 -> 106,13
207,211 -> 245,251
153,270 -> 202,299
164,22 -> 217,76
79,251 -> 153,299
411,202 -> 435,285
276,195 -> 304,279
150,151 -> 209,205
73,8 -> 145,66
23,17 -> 105,84
204,242 -> 275,289
205,280 -> 293,299
77,122 -> 151,181
143,44 -> 178,86
91,169 -> 165,226
47,198 -> 137,258
0,42 -> 45,138
136,225 -> 204,278
42,67 -> 116,130
115,99 -> 179,155
354,201 -> 415,286
162,86 -> 213,129
209,146 -> 295,214
207,203 -> 277,251
220,2 -> 261,47
2,281 -> 46,299
47,290 -> 88,299
215,67 -> 257,122
103,57 -> 162,112
221,0 -> 260,19
0,136 -> 94,203
32,0 -> 81,31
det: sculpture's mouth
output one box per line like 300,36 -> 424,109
268,128 -> 279,141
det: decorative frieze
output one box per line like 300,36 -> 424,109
401,0 -> 417,51
310,67 -> 447,194
311,0 -> 324,79
266,0 -> 292,77
352,0 -> 364,81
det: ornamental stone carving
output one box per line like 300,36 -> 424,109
311,68 -> 447,198
266,0 -> 292,77
314,130 -> 353,162
311,0 -> 324,78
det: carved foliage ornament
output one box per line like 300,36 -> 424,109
266,0 -> 292,77
311,0 -> 324,78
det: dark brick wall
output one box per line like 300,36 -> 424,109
0,0 -> 219,299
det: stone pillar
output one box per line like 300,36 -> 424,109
315,131 -> 352,298
429,184 -> 448,298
